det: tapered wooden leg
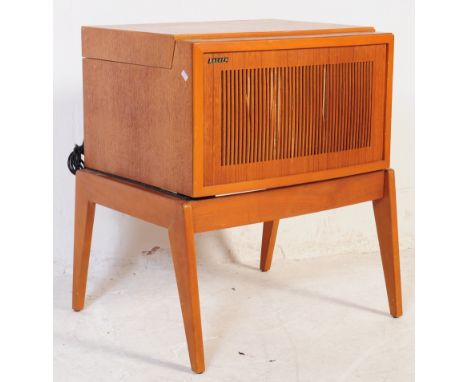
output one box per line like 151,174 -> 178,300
168,205 -> 205,374
373,169 -> 403,318
72,173 -> 96,312
260,220 -> 280,272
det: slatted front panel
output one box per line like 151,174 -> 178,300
203,44 -> 387,188
220,63 -> 373,166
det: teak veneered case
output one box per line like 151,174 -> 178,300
82,19 -> 393,197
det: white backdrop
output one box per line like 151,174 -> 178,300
54,0 -> 414,270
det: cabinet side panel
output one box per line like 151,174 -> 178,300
83,41 -> 193,195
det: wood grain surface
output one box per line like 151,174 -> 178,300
83,40 -> 194,196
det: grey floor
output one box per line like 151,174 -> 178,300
54,247 -> 414,382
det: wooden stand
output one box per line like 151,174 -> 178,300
72,169 -> 402,374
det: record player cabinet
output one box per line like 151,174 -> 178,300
73,20 -> 402,374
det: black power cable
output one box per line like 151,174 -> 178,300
67,143 -> 84,175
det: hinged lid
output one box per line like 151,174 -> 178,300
82,19 -> 375,68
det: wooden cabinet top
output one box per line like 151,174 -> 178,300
82,19 -> 374,40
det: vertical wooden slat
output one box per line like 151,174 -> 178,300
244,69 -> 248,162
278,67 -> 283,160
266,68 -> 270,161
357,62 -> 363,149
311,65 -> 316,156
355,62 -> 360,150
281,67 -> 286,159
279,67 -> 284,159
286,67 -> 292,158
330,63 -> 335,154
317,64 -> 323,155
322,63 -> 327,155
244,68 -> 248,164
329,63 -> 333,154
318,64 -> 323,155
310,65 -> 315,156
325,64 -> 330,155
240,69 -> 243,162
286,66 -> 290,159
350,63 -> 356,150
337,63 -> 343,152
358,62 -> 365,147
338,63 -> 344,152
344,63 -> 351,152
298,66 -> 304,157
237,69 -> 241,163
221,71 -> 225,165
367,62 -> 374,147
257,68 -> 262,161
308,65 -> 312,156
274,67 -> 278,160
363,62 -> 369,147
293,66 -> 298,157
343,63 -> 349,151
295,66 -> 300,157
262,68 -> 268,161
289,66 -> 294,157
232,69 -> 236,165
361,61 -> 368,148
330,64 -> 335,153
350,62 -> 355,150
246,69 -> 253,163
321,64 -> 327,155
359,62 -> 364,150
346,63 -> 352,151
351,62 -> 358,150
252,69 -> 258,163
225,71 -> 229,165
353,62 -> 358,149
335,63 -> 340,153
302,66 -> 309,156
249,69 -> 254,163
361,62 -> 366,149
314,65 -> 320,155
303,66 -> 308,156
260,68 -> 265,162
247,69 -> 252,164
331,64 -> 337,153
242,69 -> 247,164
272,67 -> 277,160
263,68 -> 268,162
233,70 -> 238,165
298,66 -> 305,156
229,70 -> 234,165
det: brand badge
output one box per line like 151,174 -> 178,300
208,57 -> 229,64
